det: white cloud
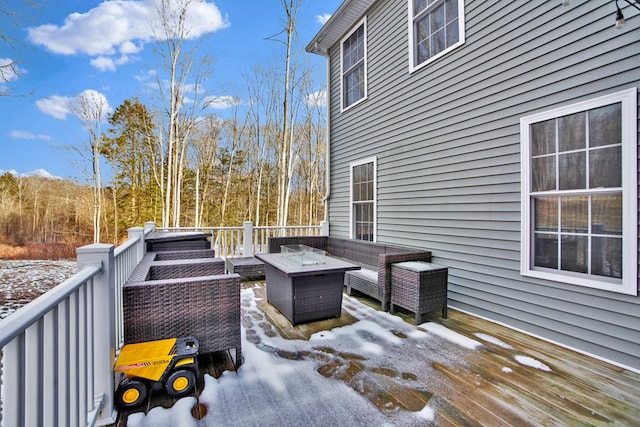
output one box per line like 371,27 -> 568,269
205,95 -> 240,109
36,89 -> 111,121
306,90 -> 326,107
316,13 -> 332,25
90,56 -> 117,72
70,89 -> 112,122
0,169 -> 60,179
35,95 -> 73,120
27,0 -> 230,71
0,58 -> 25,82
10,131 -> 51,141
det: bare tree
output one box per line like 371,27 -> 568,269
152,0 -> 212,228
69,89 -> 110,243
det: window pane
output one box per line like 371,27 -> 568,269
430,3 -> 445,29
431,28 -> 445,55
558,112 -> 586,152
416,18 -> 430,63
445,18 -> 458,49
534,197 -> 557,231
561,196 -> 588,233
559,152 -> 585,190
592,194 -> 622,235
531,120 -> 555,156
414,0 -> 428,15
534,234 -> 558,268
589,103 -> 621,148
561,235 -> 588,273
532,156 -> 555,192
591,236 -> 622,278
445,0 -> 458,22
590,146 -> 621,188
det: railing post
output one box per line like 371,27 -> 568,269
128,226 -> 146,262
244,221 -> 254,256
77,243 -> 117,426
144,221 -> 156,234
320,221 -> 329,236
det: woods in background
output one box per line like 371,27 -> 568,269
0,0 -> 328,248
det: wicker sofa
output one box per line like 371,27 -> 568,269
123,249 -> 242,368
268,236 -> 432,312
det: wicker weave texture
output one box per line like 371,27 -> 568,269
148,258 -> 225,280
123,274 -> 242,366
391,264 -> 448,323
225,257 -> 265,279
154,249 -> 215,260
264,264 -> 344,325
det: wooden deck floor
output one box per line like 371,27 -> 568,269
114,281 -> 640,426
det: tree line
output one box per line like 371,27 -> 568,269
0,0 -> 327,247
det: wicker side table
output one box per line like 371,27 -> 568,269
390,261 -> 448,323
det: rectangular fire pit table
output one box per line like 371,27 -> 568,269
256,245 -> 360,325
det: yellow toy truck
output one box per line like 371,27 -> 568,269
114,336 -> 199,409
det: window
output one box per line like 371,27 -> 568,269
341,18 -> 367,110
409,0 -> 465,71
351,158 -> 376,241
520,89 -> 637,295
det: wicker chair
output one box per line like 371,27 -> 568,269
123,273 -> 242,368
128,252 -> 225,282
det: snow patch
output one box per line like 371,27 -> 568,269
422,322 -> 483,349
474,333 -> 515,350
514,355 -> 552,372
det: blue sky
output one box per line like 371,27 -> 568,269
0,0 -> 341,181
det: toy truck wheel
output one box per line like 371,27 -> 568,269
115,378 -> 148,409
166,369 -> 196,397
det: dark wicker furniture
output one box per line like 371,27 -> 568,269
128,251 -> 225,282
390,261 -> 448,322
255,252 -> 360,325
145,231 -> 211,252
268,236 -> 432,311
123,246 -> 241,368
225,257 -> 265,280
123,273 -> 242,367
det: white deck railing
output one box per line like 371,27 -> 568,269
0,221 -> 325,426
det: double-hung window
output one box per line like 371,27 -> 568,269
341,18 -> 367,110
351,158 -> 376,241
520,89 -> 637,295
409,0 -> 465,71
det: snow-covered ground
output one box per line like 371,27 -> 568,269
0,259 -> 76,319
125,285 -> 556,427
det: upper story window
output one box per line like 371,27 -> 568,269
341,18 -> 367,110
409,0 -> 465,71
520,89 -> 637,295
351,157 -> 376,241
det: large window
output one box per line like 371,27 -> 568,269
351,158 -> 376,241
409,0 -> 465,71
520,89 -> 637,295
341,18 -> 367,110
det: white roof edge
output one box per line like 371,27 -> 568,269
306,0 -> 377,55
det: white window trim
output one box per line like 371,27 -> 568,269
350,156 -> 377,241
520,88 -> 638,295
340,17 -> 368,112
408,0 -> 466,73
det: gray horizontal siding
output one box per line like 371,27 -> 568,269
323,0 -> 640,371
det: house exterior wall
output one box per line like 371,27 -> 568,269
315,0 -> 640,371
